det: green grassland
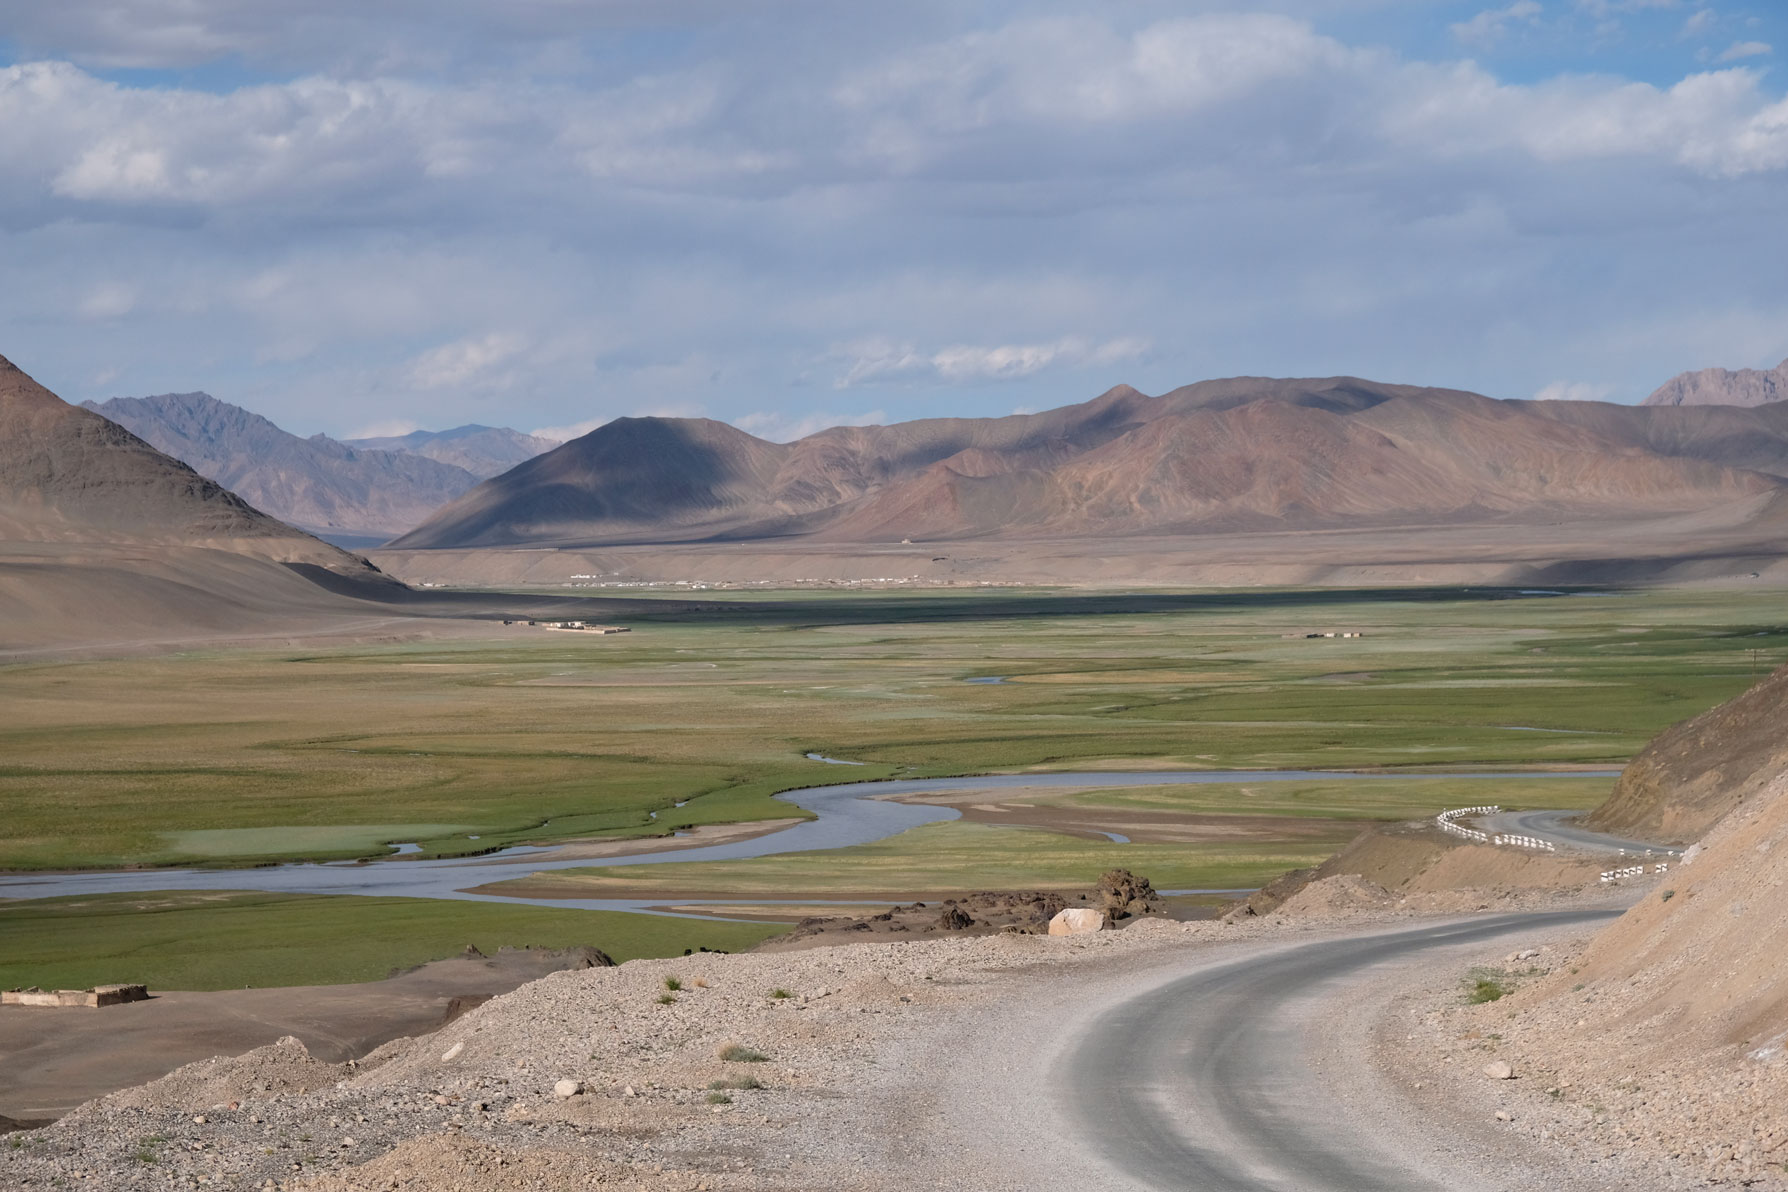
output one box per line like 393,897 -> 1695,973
492,819 -> 1362,898
1056,775 -> 1616,820
1,585 -> 1781,873
1,584 -> 1782,989
498,777 -> 1616,900
0,891 -> 781,992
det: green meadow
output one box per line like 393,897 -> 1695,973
0,584 -> 1780,985
0,891 -> 780,992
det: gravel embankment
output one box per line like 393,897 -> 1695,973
5,892 -> 1729,1192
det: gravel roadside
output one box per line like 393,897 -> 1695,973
1,899 -> 1694,1192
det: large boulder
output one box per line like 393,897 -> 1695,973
1048,908 -> 1107,936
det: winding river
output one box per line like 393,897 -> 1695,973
0,766 -> 1618,919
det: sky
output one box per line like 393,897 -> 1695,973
1,0 -> 1784,443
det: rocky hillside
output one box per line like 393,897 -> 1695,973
1644,358 -> 1788,408
343,424 -> 560,480
392,377 -> 1788,550
1586,661 -> 1788,845
86,393 -> 484,541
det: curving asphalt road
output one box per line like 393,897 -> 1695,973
1060,910 -> 1620,1191
1475,809 -> 1682,856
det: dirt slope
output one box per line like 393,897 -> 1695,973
1586,661 -> 1788,844
392,376 -> 1788,551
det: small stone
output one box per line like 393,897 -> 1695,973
192,1115 -> 207,1124
553,1079 -> 584,1098
623,1085 -> 637,1098
1496,1110 -> 1512,1122
441,1042 -> 464,1062
1483,1061 -> 1515,1080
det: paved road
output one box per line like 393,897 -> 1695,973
1476,809 -> 1682,856
1059,911 -> 1619,1191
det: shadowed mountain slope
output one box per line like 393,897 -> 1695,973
1,356 -> 399,650
342,424 -> 560,480
85,393 -> 482,540
1644,358 -> 1788,408
392,376 -> 1788,550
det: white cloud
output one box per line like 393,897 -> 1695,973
1451,2 -> 1544,51
1718,41 -> 1773,62
836,335 -> 1148,387
76,280 -> 136,320
1532,380 -> 1616,401
346,418 -> 421,438
531,416 -> 611,442
732,408 -> 886,442
1680,9 -> 1717,38
1576,0 -> 1682,15
407,332 -> 526,390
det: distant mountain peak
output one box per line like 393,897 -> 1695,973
1644,358 -> 1788,408
86,391 -> 484,541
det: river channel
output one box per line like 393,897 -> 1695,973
0,767 -> 1617,919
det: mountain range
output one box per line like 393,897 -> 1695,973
390,376 -> 1788,551
341,425 -> 561,479
1645,358 -> 1788,408
83,394 -> 556,544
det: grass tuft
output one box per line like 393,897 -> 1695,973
709,1075 -> 764,1091
717,1042 -> 768,1063
1466,967 -> 1513,1004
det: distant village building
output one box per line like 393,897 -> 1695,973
3,983 -> 148,1008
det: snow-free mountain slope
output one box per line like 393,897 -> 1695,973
392,377 -> 1788,550
85,393 -> 482,540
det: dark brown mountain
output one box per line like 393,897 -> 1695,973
1644,358 -> 1788,408
0,356 -> 397,649
391,376 -> 1788,550
85,393 -> 483,542
341,424 -> 560,480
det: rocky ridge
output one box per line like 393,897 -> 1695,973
1645,358 -> 1788,408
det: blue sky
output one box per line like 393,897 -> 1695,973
0,0 -> 1783,442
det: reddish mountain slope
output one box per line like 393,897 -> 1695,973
392,375 -> 1788,550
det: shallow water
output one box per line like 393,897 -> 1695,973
0,767 -> 1618,918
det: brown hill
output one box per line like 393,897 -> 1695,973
0,355 -> 398,650
1644,357 -> 1788,408
1585,661 -> 1788,845
391,376 -> 1788,551
85,393 -> 483,541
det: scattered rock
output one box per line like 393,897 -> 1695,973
440,1042 -> 464,1062
552,1079 -> 583,1099
935,906 -> 974,931
1483,1061 -> 1515,1080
